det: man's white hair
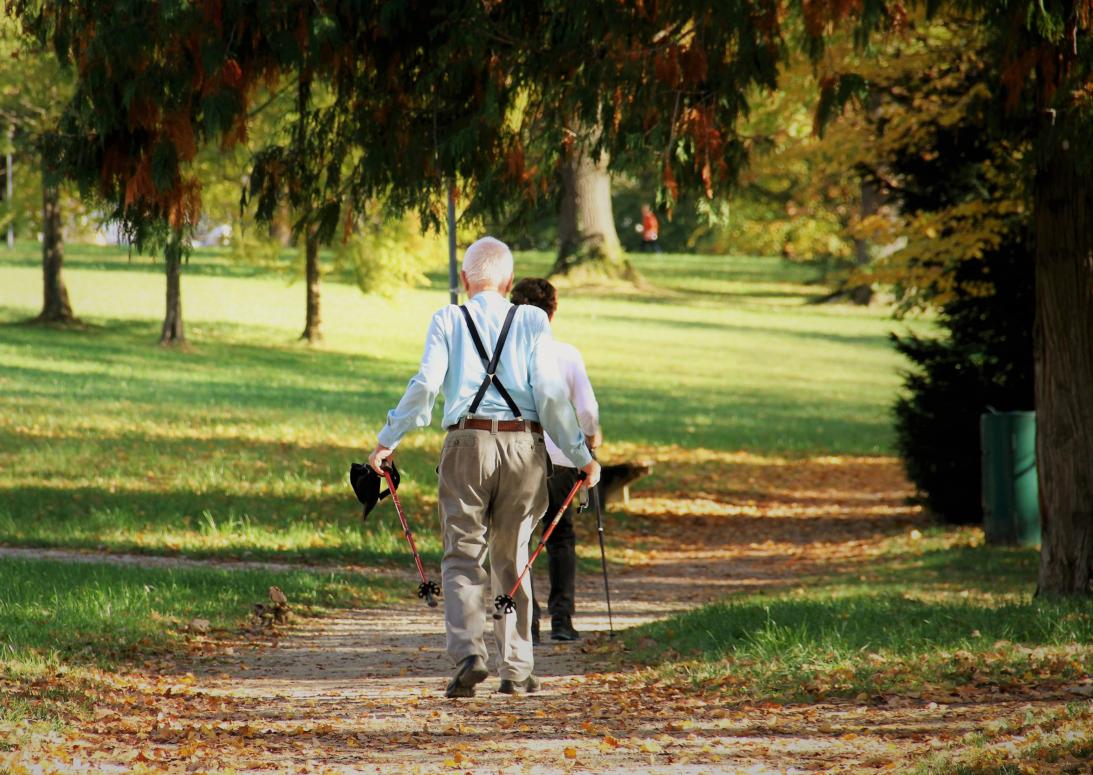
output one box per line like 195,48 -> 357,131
462,237 -> 514,287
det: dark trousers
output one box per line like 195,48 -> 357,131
532,465 -> 581,621
639,239 -> 662,253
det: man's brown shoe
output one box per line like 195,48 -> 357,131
445,655 -> 489,698
498,675 -> 541,694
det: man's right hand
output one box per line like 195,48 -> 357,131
369,444 -> 393,474
579,459 -> 601,489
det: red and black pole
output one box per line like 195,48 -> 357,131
382,465 -> 440,608
493,471 -> 588,619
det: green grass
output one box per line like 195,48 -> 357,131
626,530 -> 1093,702
0,242 -> 925,563
0,555 -> 396,730
0,557 -> 392,666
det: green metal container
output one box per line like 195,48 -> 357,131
980,411 -> 1041,544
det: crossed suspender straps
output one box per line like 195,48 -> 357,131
458,304 -> 523,419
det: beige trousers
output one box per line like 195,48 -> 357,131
437,427 -> 548,681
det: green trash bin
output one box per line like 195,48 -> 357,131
980,410 -> 1041,544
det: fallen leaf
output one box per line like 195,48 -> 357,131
498,715 -> 518,730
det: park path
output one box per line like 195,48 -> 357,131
4,456 -> 1067,774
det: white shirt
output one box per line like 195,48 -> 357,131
546,341 -> 599,468
376,292 -> 592,469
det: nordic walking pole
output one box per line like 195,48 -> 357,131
381,465 -> 440,608
591,483 -> 616,638
493,471 -> 588,619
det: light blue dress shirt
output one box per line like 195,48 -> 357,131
376,291 -> 592,468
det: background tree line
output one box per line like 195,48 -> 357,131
6,0 -> 1091,597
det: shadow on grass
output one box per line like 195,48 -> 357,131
624,542 -> 1093,702
1,315 -> 895,453
0,482 -> 444,567
0,554 -> 398,706
589,311 -> 895,349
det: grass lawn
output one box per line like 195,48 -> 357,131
0,555 -> 396,731
625,529 -> 1093,704
0,242 -> 923,565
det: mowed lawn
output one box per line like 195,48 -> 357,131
0,244 -> 924,565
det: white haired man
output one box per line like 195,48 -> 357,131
369,237 -> 600,698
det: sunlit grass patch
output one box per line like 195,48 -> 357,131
0,246 -> 928,567
0,556 -> 391,733
627,535 -> 1093,703
0,499 -> 443,565
0,556 -> 395,670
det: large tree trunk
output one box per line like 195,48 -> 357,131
553,145 -> 632,279
301,236 -> 322,342
160,233 -> 185,346
33,186 -> 75,324
1033,138 -> 1093,597
849,177 -> 881,305
849,90 -> 883,306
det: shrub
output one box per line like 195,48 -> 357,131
892,238 -> 1034,524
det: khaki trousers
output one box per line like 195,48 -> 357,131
438,427 -> 548,681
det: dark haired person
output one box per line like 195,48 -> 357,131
510,277 -> 601,642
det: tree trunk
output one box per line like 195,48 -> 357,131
1034,137 -> 1093,597
849,91 -> 884,306
553,145 -> 633,279
849,177 -> 881,305
270,203 -> 294,247
33,186 -> 75,324
160,232 -> 185,346
301,236 -> 322,342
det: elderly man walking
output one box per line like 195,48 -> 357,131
368,237 -> 600,698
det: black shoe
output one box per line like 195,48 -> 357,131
445,655 -> 489,698
498,675 -> 541,694
531,617 -> 541,646
551,614 -> 580,641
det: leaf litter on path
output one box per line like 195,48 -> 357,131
1,454 -> 1087,774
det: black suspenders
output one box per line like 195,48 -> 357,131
458,304 -> 523,419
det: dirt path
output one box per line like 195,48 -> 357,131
2,456 -> 1077,773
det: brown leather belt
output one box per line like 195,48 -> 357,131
448,419 -> 543,434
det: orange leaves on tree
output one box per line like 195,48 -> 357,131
680,105 -> 727,199
505,143 -> 530,192
800,0 -> 863,39
221,110 -> 249,152
679,44 -> 708,87
222,60 -> 244,90
124,154 -> 157,209
202,0 -> 223,31
662,162 -> 679,201
163,113 -> 197,163
128,98 -> 160,132
1001,45 -> 1048,112
168,178 -> 203,230
654,46 -> 680,86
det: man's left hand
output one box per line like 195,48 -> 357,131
369,444 -> 393,474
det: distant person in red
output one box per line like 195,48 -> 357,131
637,205 -> 661,253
